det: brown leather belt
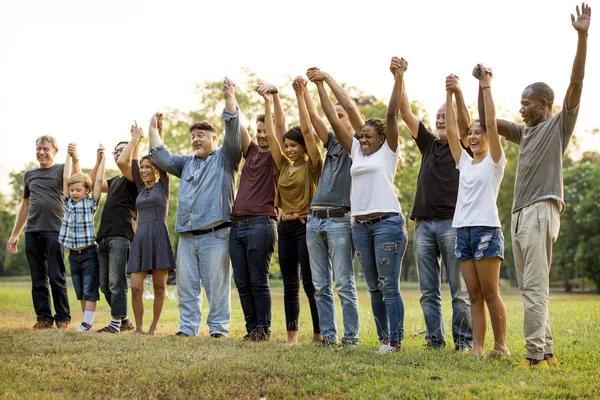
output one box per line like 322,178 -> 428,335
189,222 -> 232,236
355,213 -> 399,226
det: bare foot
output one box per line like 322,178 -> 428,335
311,333 -> 323,345
148,327 -> 157,336
132,329 -> 144,335
286,331 -> 298,345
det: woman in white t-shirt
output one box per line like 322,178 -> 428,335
326,57 -> 408,353
446,65 -> 509,358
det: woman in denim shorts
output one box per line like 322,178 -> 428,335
445,64 -> 509,358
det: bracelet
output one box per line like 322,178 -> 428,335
72,158 -> 79,163
481,86 -> 491,90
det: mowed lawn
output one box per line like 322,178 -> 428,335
1,277 -> 599,399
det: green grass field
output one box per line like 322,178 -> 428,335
1,277 -> 599,399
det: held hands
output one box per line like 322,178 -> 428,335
156,112 -> 164,137
306,67 -> 327,83
222,77 -> 236,99
96,144 -> 105,163
292,75 -> 307,93
572,3 -> 591,33
445,74 -> 461,94
255,83 -> 274,102
67,143 -> 78,159
131,121 -> 144,141
389,57 -> 408,78
472,64 -> 493,87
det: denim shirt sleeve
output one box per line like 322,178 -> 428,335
221,107 -> 243,170
149,145 -> 190,178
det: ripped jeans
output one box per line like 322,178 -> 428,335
352,214 -> 408,346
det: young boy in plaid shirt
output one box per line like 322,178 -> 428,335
59,144 -> 106,332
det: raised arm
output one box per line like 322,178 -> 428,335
257,82 -> 286,145
308,69 -> 365,135
397,67 -> 420,139
566,3 -> 591,110
445,91 -> 462,165
93,146 -> 106,201
302,82 -> 329,144
294,76 -> 321,166
387,57 -> 408,152
63,145 -> 74,197
445,74 -> 471,148
308,68 -> 353,139
89,146 -> 109,192
261,92 -> 283,169
474,65 -> 502,163
222,77 -> 243,168
117,122 -> 143,181
67,143 -> 81,174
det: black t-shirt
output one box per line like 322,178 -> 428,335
410,122 -> 460,220
96,175 -> 139,241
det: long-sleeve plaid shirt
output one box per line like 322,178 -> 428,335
58,196 -> 98,249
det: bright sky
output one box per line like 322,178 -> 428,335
1,0 -> 598,194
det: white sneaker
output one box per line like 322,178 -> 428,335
78,322 -> 93,332
378,343 -> 395,354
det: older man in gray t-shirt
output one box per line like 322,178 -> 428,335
487,4 -> 591,369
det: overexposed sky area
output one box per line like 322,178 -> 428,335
1,0 -> 598,194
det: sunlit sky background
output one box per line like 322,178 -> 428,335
1,0 -> 598,196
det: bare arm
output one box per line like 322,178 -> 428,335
88,147 -> 109,192
387,57 -> 408,152
263,94 -> 283,170
399,75 -> 420,139
93,149 -> 106,201
117,123 -> 143,181
566,3 -> 591,110
445,74 -> 470,148
294,77 -> 321,166
307,69 -> 365,135
302,84 -> 330,144
241,123 -> 252,156
273,92 -> 287,143
63,150 -> 73,197
445,91 -> 462,165
66,143 -> 81,174
6,198 -> 30,254
476,65 -> 502,163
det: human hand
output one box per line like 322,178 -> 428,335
472,64 -> 493,87
572,3 -> 591,33
445,74 -> 461,93
292,75 -> 307,92
256,82 -> 278,95
390,57 -> 408,78
67,143 -> 77,158
306,68 -> 327,82
6,235 -> 19,255
131,121 -> 144,141
222,77 -> 236,99
96,144 -> 105,163
155,112 -> 164,137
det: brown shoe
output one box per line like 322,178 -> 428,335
33,320 -> 54,330
56,321 -> 70,330
120,319 -> 134,332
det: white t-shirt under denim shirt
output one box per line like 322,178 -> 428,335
452,149 -> 506,228
349,138 -> 401,217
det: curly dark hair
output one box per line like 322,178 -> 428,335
282,126 -> 306,149
139,154 -> 158,169
364,118 -> 386,139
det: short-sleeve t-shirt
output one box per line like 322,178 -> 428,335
507,101 -> 579,214
410,122 -> 461,220
276,154 -> 323,215
232,141 -> 277,217
349,138 -> 401,216
311,132 -> 352,209
96,173 -> 139,242
23,163 -> 65,232
452,150 -> 506,228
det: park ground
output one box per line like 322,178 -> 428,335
1,278 -> 599,399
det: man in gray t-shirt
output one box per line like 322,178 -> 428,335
6,136 -> 80,329
485,4 -> 591,369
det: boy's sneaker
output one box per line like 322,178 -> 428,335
97,325 -> 120,334
120,319 -> 134,332
544,354 -> 559,366
518,358 -> 548,370
33,320 -> 54,330
378,340 -> 401,354
78,322 -> 93,332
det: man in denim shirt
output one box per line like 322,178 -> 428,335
150,78 -> 242,337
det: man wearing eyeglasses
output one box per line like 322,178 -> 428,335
89,140 -> 139,333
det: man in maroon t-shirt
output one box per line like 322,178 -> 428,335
229,82 -> 285,341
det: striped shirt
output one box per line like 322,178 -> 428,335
58,196 -> 98,249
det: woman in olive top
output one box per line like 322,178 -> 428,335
259,77 -> 322,345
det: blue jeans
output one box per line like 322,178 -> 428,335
69,246 -> 100,301
414,219 -> 472,349
25,231 -> 71,323
229,216 -> 277,335
307,214 -> 359,344
176,229 -> 232,336
352,215 -> 407,346
97,237 -> 130,318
